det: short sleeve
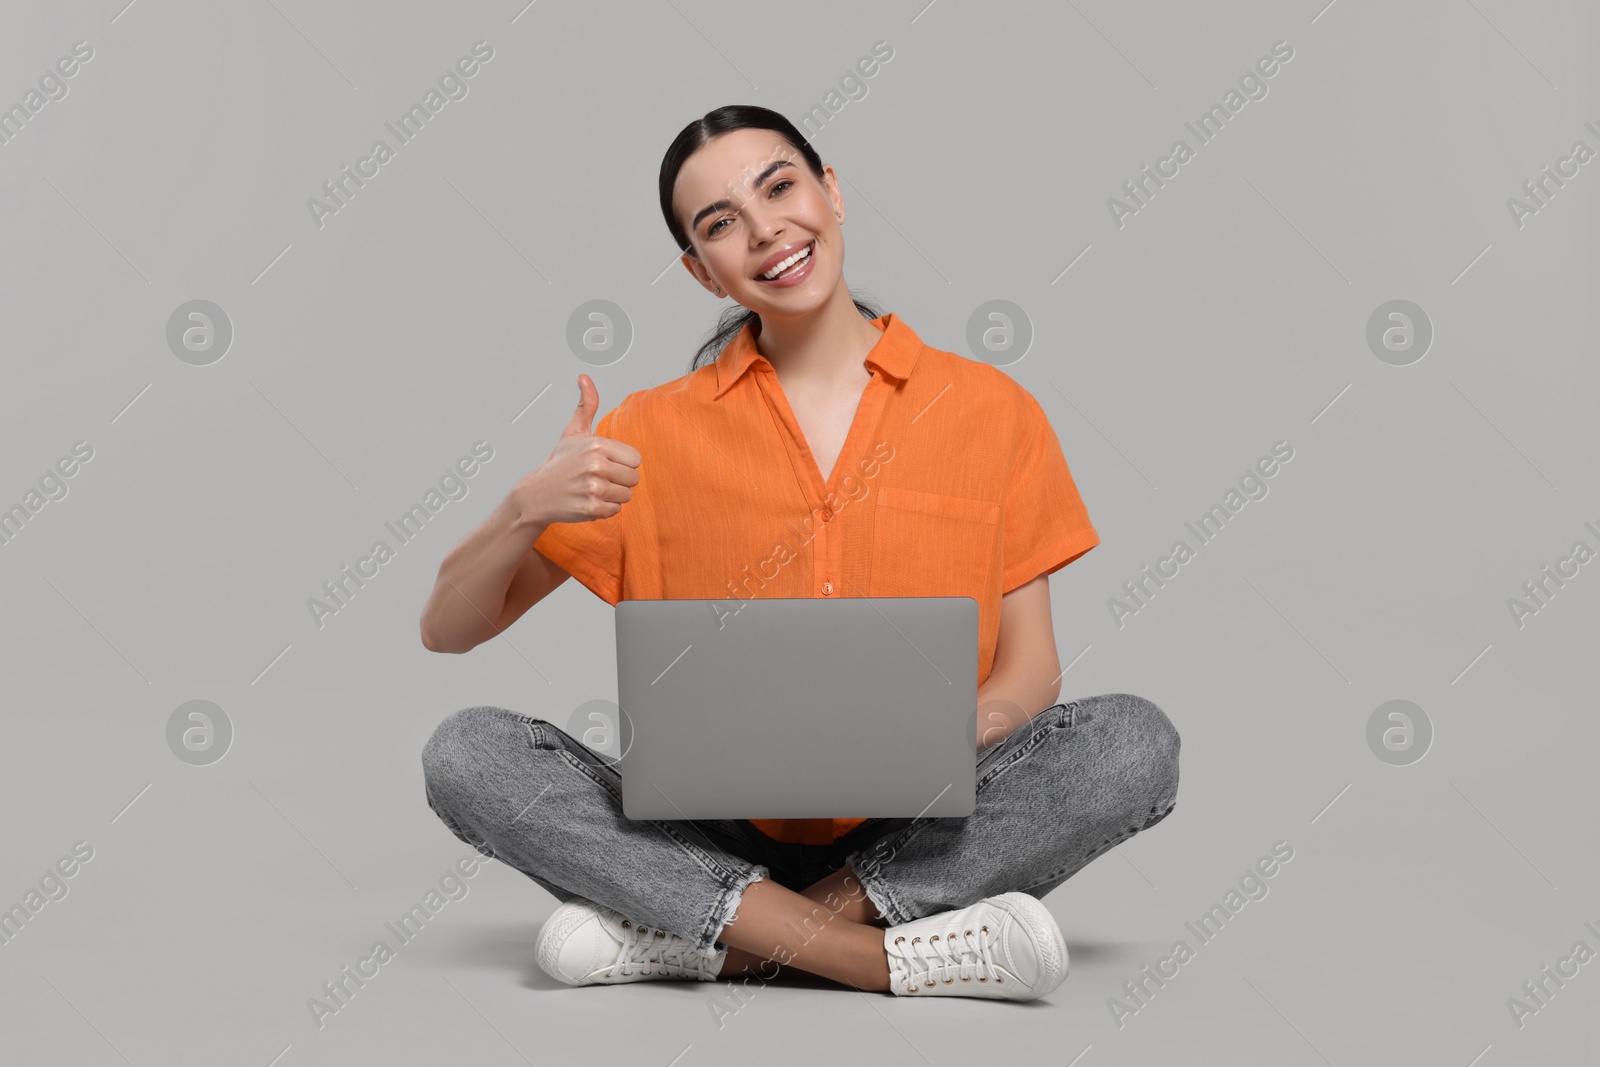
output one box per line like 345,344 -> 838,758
1001,391 -> 1099,593
531,407 -> 627,606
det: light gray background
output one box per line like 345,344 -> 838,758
2,0 -> 1596,1064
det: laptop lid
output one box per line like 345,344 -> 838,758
615,596 -> 978,822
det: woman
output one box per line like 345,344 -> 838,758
418,105 -> 1180,1002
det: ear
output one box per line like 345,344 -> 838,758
821,164 -> 844,217
680,250 -> 720,295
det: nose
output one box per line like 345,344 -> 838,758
743,200 -> 784,249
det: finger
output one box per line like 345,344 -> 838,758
595,457 -> 641,488
591,478 -> 634,506
593,437 -> 642,468
561,373 -> 598,438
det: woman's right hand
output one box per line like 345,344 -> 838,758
513,373 -> 642,526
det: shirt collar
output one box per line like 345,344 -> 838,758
713,312 -> 923,400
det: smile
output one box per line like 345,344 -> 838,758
757,240 -> 815,282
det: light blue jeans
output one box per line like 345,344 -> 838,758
421,693 -> 1180,954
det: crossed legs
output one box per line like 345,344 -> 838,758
716,865 -> 892,991
707,694 -> 1182,992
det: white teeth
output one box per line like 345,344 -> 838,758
760,242 -> 813,280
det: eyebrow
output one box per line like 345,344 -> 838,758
690,160 -> 796,233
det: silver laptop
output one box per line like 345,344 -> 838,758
615,596 -> 978,822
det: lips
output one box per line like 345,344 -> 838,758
755,240 -> 815,281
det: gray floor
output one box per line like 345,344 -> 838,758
5,609 -> 1596,1065
3,0 -> 1597,1063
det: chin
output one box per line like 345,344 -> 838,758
750,277 -> 840,318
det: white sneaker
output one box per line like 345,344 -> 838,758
883,892 -> 1069,1001
535,899 -> 728,986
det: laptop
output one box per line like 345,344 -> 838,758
614,596 -> 979,822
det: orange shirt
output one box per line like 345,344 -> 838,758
532,313 -> 1099,845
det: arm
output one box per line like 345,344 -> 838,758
419,495 -> 572,654
420,373 -> 638,653
976,573 -> 1063,752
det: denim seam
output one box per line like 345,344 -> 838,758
515,715 -> 551,749
848,819 -> 931,927
529,725 -> 751,888
1084,801 -> 1175,861
849,706 -> 1078,923
850,850 -> 911,927
547,749 -> 750,885
976,726 -> 1059,792
841,817 -> 927,925
555,748 -> 624,804
704,862 -> 771,953
871,813 -> 937,866
1016,862 -> 1076,895
1142,800 -> 1177,830
652,819 -> 753,884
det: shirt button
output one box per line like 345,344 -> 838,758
821,581 -> 834,596
821,507 -> 833,521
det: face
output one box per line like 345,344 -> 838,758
672,127 -> 845,317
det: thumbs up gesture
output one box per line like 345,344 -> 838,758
515,374 -> 642,525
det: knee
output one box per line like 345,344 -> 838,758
1122,693 -> 1179,759
1095,693 -> 1181,796
421,705 -> 530,807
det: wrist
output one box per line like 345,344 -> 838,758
505,493 -> 551,532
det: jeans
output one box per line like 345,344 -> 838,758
421,693 -> 1181,955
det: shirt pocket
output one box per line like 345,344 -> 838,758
868,486 -> 999,598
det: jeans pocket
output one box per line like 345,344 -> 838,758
556,748 -> 623,803
977,729 -> 1053,792
527,718 -> 625,803
513,714 -> 558,750
975,703 -> 1076,791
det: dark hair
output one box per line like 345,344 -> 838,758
658,104 -> 883,373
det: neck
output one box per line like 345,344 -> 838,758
753,285 -> 882,393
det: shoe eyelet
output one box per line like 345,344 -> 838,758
981,925 -> 988,932
924,980 -> 934,987
894,936 -> 905,945
961,976 -> 970,982
621,920 -> 631,927
942,977 -> 953,984
965,929 -> 973,936
930,934 -> 940,942
911,936 -> 921,945
978,976 -> 988,982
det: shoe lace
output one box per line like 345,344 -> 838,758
901,926 -> 999,987
606,922 -> 717,979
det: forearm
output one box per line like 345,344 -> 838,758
420,495 -> 546,652
976,653 -> 1062,752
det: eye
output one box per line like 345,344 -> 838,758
705,178 -> 793,237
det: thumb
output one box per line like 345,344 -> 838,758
561,373 -> 598,438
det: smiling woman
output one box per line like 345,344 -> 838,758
654,106 -> 889,374
419,104 -> 1181,1005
